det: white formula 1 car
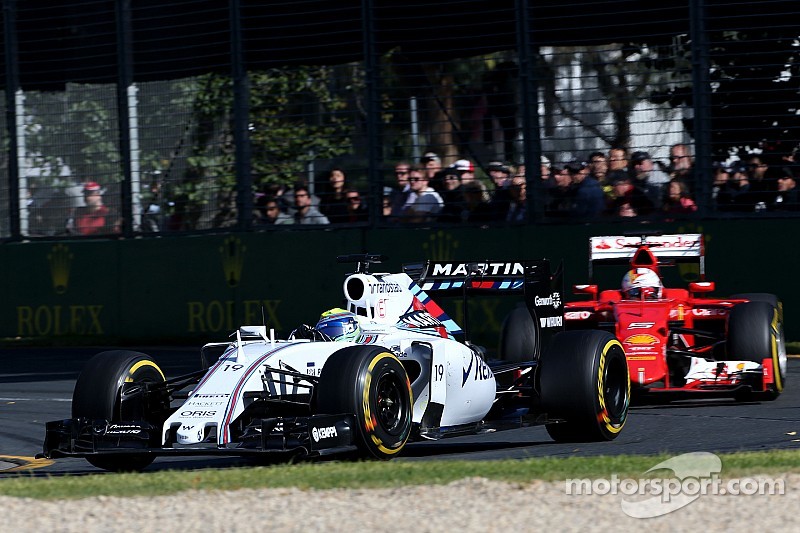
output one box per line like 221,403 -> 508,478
41,254 -> 630,471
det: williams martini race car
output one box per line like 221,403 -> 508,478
565,232 -> 786,402
40,254 -> 629,471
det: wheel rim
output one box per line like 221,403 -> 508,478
603,355 -> 628,421
776,323 -> 788,379
375,371 -> 407,436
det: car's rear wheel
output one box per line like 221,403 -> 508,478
727,301 -> 786,400
539,330 -> 630,442
498,306 -> 538,362
317,346 -> 413,459
72,350 -> 165,471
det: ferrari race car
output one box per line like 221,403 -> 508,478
565,232 -> 786,403
40,254 -> 630,471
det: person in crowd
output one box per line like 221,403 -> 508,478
586,151 -> 611,198
342,188 -> 369,222
505,174 -> 527,222
318,167 -> 349,222
716,161 -> 755,212
421,152 -> 442,182
437,167 -> 464,222
255,195 -> 292,225
605,170 -> 654,218
608,146 -> 629,175
400,164 -> 443,223
569,160 -> 605,219
544,163 -> 575,218
458,180 -> 495,223
67,181 -> 119,235
711,162 -> 731,202
451,159 -> 476,184
388,161 -> 412,219
662,178 -> 697,216
630,151 -> 670,209
487,161 -> 513,220
744,154 -> 774,211
669,143 -> 696,192
769,166 -> 799,212
280,181 -> 329,224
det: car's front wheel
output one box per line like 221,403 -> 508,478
72,350 -> 166,471
727,301 -> 786,400
317,346 -> 413,459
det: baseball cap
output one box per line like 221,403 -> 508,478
452,159 -> 474,173
421,152 -> 440,164
608,170 -> 631,185
630,151 -> 652,163
487,161 -> 510,174
83,181 -> 102,194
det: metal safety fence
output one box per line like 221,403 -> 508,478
1,0 -> 798,240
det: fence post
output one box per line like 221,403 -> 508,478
115,0 -> 136,237
361,0 -> 382,227
3,0 -> 21,240
690,0 -> 712,216
230,0 -> 253,230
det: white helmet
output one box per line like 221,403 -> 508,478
621,268 -> 663,300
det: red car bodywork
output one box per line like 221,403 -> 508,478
565,233 -> 782,401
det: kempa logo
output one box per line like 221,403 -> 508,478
220,236 -> 246,287
48,243 -> 73,294
566,452 -> 785,518
312,425 -> 338,442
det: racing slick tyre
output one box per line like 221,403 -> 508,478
499,306 -> 538,362
727,301 -> 786,400
72,350 -> 166,471
539,330 -> 629,442
317,345 -> 413,460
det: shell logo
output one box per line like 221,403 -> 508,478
624,334 -> 660,345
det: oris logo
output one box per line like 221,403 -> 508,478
312,425 -> 338,442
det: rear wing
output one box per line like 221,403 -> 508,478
588,233 -> 704,280
404,259 -> 564,350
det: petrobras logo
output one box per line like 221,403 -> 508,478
431,262 -> 524,277
311,425 -> 338,442
534,292 -> 562,309
370,282 -> 402,295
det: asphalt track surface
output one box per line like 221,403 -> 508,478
1,347 -> 798,475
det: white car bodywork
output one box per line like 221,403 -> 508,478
162,270 -> 497,446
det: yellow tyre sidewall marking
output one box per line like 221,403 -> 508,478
597,339 -> 629,434
771,309 -> 783,392
363,352 -> 412,456
125,360 -> 166,382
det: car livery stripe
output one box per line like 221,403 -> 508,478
408,281 -> 463,335
214,343 -> 295,444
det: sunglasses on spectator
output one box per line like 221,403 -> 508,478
407,176 -> 423,182
347,196 -> 360,202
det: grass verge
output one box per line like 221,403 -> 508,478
2,450 -> 799,500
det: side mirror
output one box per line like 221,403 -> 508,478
689,281 -> 715,294
573,284 -> 598,299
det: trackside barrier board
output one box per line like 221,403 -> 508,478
590,234 -> 703,262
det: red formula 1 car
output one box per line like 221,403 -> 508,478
564,232 -> 786,402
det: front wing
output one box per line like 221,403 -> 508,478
40,413 -> 358,460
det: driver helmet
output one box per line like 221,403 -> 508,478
621,268 -> 663,300
315,308 -> 361,341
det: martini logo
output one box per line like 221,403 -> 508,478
624,334 -> 659,345
48,244 -> 73,294
220,236 -> 246,287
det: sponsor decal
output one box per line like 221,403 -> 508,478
540,316 -> 563,328
628,322 -> 655,329
180,410 -> 217,418
431,262 -> 524,277
691,308 -> 728,317
311,425 -> 338,442
399,310 -> 444,328
193,393 -> 231,398
462,352 -> 493,386
565,311 -> 592,320
534,292 -> 562,309
104,424 -> 142,435
624,334 -> 659,345
220,236 -> 246,288
370,282 -> 402,294
627,355 -> 657,361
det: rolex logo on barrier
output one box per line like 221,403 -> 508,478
47,243 -> 73,294
422,230 -> 459,261
220,236 -> 246,287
